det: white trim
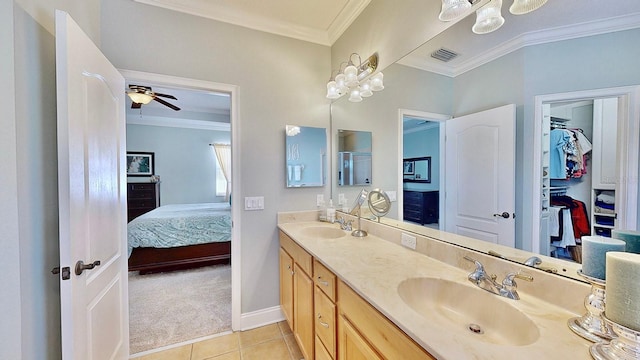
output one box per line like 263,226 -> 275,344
397,109 -> 450,228
239,306 -> 285,331
532,86 -> 640,255
404,13 -> 640,78
127,115 -> 230,131
132,0 -> 370,46
118,69 -> 242,332
130,330 -> 234,358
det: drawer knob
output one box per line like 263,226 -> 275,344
317,276 -> 329,287
317,313 -> 330,328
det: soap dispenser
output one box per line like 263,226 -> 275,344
318,200 -> 327,222
327,199 -> 336,223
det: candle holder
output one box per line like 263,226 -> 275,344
590,313 -> 640,360
567,270 -> 616,342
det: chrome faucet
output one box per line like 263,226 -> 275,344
464,256 -> 533,300
336,217 -> 353,231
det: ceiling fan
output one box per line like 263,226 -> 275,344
126,84 -> 181,111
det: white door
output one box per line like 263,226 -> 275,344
56,11 -> 129,360
445,104 -> 515,247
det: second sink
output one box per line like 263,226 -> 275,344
397,277 -> 540,346
299,226 -> 347,239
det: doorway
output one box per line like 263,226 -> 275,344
532,86 -> 640,256
120,70 -> 241,355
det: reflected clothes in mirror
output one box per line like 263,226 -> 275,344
550,129 -> 592,179
550,195 -> 590,245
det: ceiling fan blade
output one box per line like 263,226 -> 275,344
131,102 -> 142,109
154,92 -> 178,100
153,97 -> 181,111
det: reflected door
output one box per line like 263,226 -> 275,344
445,104 -> 515,247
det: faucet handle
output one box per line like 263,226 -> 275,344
463,256 -> 484,271
503,271 -> 533,286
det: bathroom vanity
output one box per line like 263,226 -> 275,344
278,212 -> 593,359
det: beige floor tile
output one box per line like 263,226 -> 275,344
241,339 -> 290,360
202,351 -> 240,360
283,333 -> 304,360
191,333 -> 239,360
277,320 -> 293,335
132,344 -> 192,360
238,323 -> 282,347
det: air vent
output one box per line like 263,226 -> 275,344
431,48 -> 459,62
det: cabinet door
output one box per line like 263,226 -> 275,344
279,248 -> 294,329
294,263 -> 314,360
339,316 -> 383,360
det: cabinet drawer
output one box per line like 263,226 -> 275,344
315,287 -> 336,358
315,336 -> 333,360
128,190 -> 155,199
404,191 -> 423,201
279,232 -> 313,275
338,280 -> 435,360
127,199 -> 157,209
128,183 -> 155,191
314,259 -> 336,301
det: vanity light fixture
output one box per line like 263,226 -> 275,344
439,0 -> 547,35
326,53 -> 384,102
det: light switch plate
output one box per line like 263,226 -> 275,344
401,233 -> 417,250
245,196 -> 264,211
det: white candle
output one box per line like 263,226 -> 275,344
605,252 -> 640,331
612,230 -> 640,254
581,236 -> 626,280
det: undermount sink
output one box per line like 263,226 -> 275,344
397,277 -> 540,346
299,226 -> 347,239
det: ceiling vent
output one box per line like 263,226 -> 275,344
431,48 -> 459,62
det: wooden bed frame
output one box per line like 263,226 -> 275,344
128,241 -> 231,274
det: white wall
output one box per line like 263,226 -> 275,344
126,124 -> 230,204
0,1 -> 22,359
100,0 -> 331,314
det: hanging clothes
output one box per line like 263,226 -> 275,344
551,195 -> 591,242
549,129 -> 592,179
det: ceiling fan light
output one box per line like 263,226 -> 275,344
509,0 -> 547,15
127,92 -> 153,105
439,0 -> 472,22
472,0 -> 505,35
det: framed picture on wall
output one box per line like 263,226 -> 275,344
403,160 -> 415,175
126,152 -> 154,176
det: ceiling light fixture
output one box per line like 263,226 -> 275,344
438,0 -> 547,35
127,91 -> 153,105
326,53 -> 384,102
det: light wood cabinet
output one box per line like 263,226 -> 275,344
338,280 -> 435,360
280,232 -> 314,360
339,316 -> 384,360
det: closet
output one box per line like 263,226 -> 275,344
540,98 -> 618,261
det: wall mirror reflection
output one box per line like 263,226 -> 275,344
285,125 -> 327,188
330,1 -> 640,281
337,129 -> 372,186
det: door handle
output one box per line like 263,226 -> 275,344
493,212 -> 510,219
75,260 -> 101,275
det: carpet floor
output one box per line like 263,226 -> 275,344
128,264 -> 232,355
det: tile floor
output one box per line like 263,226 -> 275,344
132,321 -> 303,360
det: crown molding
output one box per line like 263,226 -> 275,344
134,0 -> 369,46
127,115 -> 231,131
402,12 -> 640,78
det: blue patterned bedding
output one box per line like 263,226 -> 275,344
127,203 -> 231,257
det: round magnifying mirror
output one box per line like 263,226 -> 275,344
368,189 -> 391,221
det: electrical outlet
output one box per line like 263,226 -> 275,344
401,233 -> 417,250
386,190 -> 397,202
317,194 -> 324,206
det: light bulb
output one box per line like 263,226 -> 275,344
370,72 -> 384,91
509,0 -> 547,15
344,65 -> 359,87
472,0 -> 505,35
439,0 -> 472,22
360,80 -> 373,97
348,87 -> 363,102
326,81 -> 340,99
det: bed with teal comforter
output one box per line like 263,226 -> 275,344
127,202 -> 231,257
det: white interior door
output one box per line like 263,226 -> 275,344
445,104 -> 515,247
56,10 -> 129,359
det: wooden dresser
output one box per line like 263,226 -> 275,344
403,190 -> 439,225
127,182 -> 160,222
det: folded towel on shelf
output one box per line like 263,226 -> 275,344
595,200 -> 615,211
594,205 -> 615,215
596,191 -> 615,204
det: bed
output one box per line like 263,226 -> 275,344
127,203 -> 231,274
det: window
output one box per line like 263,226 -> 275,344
215,158 -> 226,197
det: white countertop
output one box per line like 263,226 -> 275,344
278,220 -> 593,360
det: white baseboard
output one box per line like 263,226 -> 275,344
239,306 -> 285,331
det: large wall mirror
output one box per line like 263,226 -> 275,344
285,125 -> 327,188
330,1 -> 640,281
